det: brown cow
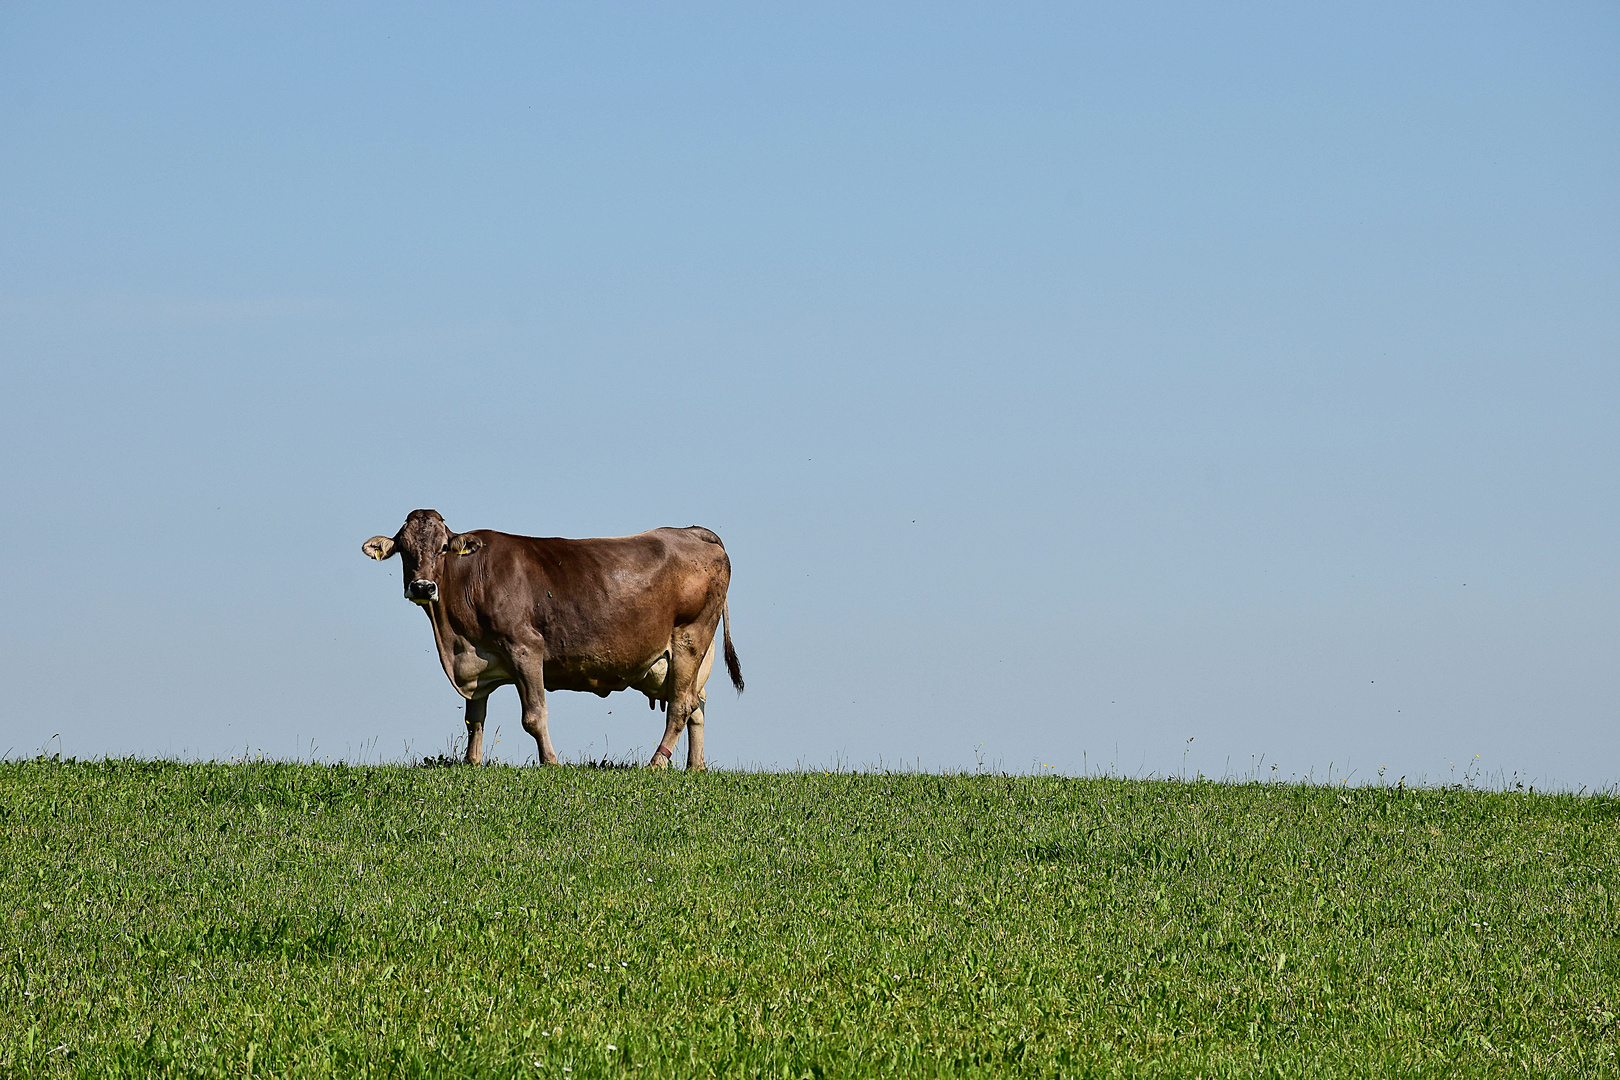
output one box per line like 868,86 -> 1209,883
362,509 -> 742,770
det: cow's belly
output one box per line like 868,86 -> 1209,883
542,640 -> 714,709
542,647 -> 672,700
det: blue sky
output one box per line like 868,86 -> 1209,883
2,3 -> 1616,785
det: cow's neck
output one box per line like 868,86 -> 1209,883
420,599 -> 475,700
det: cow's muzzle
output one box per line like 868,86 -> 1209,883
406,580 -> 439,604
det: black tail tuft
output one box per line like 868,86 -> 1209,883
722,602 -> 744,693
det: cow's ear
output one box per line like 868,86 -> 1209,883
362,535 -> 397,560
449,533 -> 483,557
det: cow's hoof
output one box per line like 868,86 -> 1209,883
646,756 -> 671,771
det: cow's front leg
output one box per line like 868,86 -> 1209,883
510,640 -> 559,766
463,695 -> 488,765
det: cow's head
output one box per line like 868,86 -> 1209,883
362,508 -> 483,605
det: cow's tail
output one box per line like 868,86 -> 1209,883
722,601 -> 744,694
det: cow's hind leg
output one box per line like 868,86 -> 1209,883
649,628 -> 716,772
464,695 -> 488,765
685,638 -> 716,771
648,696 -> 684,770
509,638 -> 560,766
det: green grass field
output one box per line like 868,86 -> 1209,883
2,759 -> 1617,1078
